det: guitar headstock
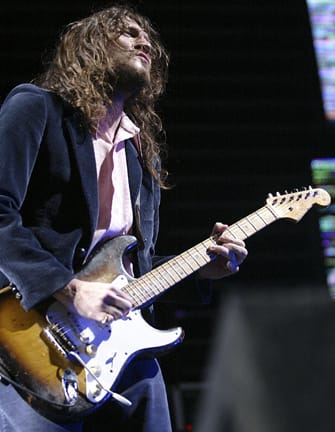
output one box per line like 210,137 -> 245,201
266,187 -> 331,222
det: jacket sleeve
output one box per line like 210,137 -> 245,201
0,86 -> 75,310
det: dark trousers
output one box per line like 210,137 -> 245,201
0,358 -> 172,432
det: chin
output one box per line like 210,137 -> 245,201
116,64 -> 151,96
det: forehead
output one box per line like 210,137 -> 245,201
122,17 -> 150,37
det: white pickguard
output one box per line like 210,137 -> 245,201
46,303 -> 183,403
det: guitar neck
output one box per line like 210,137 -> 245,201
125,203 -> 278,309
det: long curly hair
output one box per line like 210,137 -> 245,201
35,4 -> 170,187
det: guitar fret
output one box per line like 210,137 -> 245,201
233,223 -> 249,238
246,216 -> 258,230
240,216 -> 260,235
230,214 -> 257,238
183,251 -> 204,270
165,260 -> 189,282
163,261 -> 184,282
127,206 -> 281,308
176,254 -> 196,274
127,292 -> 142,308
227,207 -> 278,241
127,283 -> 147,306
153,268 -> 174,287
139,277 -> 159,296
129,239 -> 219,308
75,188 -> 328,319
37,188 -> 327,416
188,244 -> 211,267
258,207 -> 277,224
154,267 -> 176,286
147,272 -> 168,294
248,213 -> 266,230
130,296 -> 141,308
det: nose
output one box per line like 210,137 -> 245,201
134,33 -> 151,54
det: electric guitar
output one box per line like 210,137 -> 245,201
0,187 -> 330,421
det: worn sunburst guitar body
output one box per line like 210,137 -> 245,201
0,187 -> 330,421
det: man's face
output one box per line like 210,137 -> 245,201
112,18 -> 152,96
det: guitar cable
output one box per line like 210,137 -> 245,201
0,358 -> 132,409
0,368 -> 77,408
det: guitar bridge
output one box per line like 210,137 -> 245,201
42,324 -> 77,359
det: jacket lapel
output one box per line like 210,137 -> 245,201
125,139 -> 146,249
64,114 -> 98,245
125,139 -> 142,208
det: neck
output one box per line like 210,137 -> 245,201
104,95 -> 126,141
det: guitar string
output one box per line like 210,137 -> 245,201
0,191 -> 323,414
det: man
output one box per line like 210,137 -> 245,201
0,4 -> 247,431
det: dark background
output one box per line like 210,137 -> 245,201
2,1 -> 335,431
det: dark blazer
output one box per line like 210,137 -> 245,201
0,84 -> 161,310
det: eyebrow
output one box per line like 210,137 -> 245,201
122,18 -> 149,37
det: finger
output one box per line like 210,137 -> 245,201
232,244 -> 248,264
100,312 -> 115,325
226,260 -> 240,273
105,306 -> 124,320
109,288 -> 133,305
208,244 -> 247,269
217,240 -> 247,260
217,235 -> 245,247
212,222 -> 228,236
208,243 -> 237,258
104,294 -> 132,313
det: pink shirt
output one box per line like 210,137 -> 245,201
90,112 -> 140,253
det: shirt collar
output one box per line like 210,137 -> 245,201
96,111 -> 141,153
114,113 -> 140,145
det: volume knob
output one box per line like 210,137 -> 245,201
85,344 -> 97,356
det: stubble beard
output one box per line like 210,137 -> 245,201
112,52 -> 151,98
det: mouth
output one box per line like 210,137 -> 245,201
136,52 -> 151,65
